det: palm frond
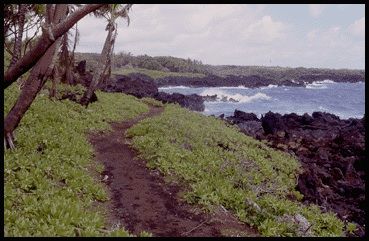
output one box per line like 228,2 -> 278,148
71,22 -> 79,58
90,4 -> 110,18
68,4 -> 82,13
116,4 -> 132,26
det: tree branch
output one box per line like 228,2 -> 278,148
23,23 -> 41,56
4,41 -> 14,56
4,4 -> 105,89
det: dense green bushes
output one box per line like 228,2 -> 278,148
112,67 -> 205,79
205,64 -> 365,81
75,52 -> 209,74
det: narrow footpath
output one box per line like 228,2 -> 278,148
88,105 -> 258,237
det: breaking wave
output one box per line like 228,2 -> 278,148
218,85 -> 249,89
159,85 -> 190,90
305,79 -> 335,89
200,89 -> 271,103
260,84 -> 278,89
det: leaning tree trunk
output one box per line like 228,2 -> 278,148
4,4 -> 67,149
4,4 -> 104,90
9,4 -> 27,68
79,20 -> 116,107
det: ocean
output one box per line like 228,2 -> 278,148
159,80 -> 365,119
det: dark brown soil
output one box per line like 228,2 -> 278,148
88,106 -> 258,237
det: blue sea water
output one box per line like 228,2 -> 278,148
159,80 -> 365,119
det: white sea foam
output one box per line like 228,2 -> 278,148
305,79 -> 335,89
260,84 -> 278,89
306,84 -> 327,89
218,85 -> 249,89
158,85 -> 190,90
316,79 -> 335,84
200,89 -> 271,103
291,79 -> 299,84
318,105 -> 330,111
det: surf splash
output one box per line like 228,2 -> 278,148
260,84 -> 278,89
200,89 -> 271,103
159,85 -> 190,90
305,79 -> 336,89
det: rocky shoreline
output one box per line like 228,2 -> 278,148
72,62 -> 206,111
73,62 -> 365,236
101,73 -> 205,111
72,61 -> 364,111
154,73 -> 364,88
225,109 -> 365,237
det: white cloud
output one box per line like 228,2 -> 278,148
74,4 -> 364,69
109,4 -> 288,62
306,26 -> 344,49
241,15 -> 288,43
308,4 -> 326,18
348,17 -> 364,36
304,24 -> 364,69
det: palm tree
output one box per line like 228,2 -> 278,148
4,4 -> 104,89
4,4 -> 105,149
59,4 -> 82,85
80,4 -> 132,106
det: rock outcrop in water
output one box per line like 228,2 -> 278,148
99,73 -> 205,111
153,92 -> 205,112
102,73 -> 159,98
226,109 -> 365,236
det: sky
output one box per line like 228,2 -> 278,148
75,4 -> 365,69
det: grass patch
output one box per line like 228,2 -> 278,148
112,67 -> 205,79
126,104 -> 345,237
140,97 -> 165,107
4,83 -> 149,236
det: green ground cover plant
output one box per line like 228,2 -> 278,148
4,83 -> 149,236
112,67 -> 205,79
126,104 -> 345,237
140,97 -> 165,107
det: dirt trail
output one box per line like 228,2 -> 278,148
88,105 -> 258,237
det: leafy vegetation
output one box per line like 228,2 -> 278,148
112,67 -> 205,79
44,82 -> 87,100
140,97 -> 165,107
75,52 -> 209,75
4,83 -> 149,236
345,222 -> 357,235
4,49 -> 12,70
126,104 -> 345,237
205,64 -> 364,81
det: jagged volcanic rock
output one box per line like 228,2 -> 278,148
154,92 -> 205,112
226,109 -> 365,236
